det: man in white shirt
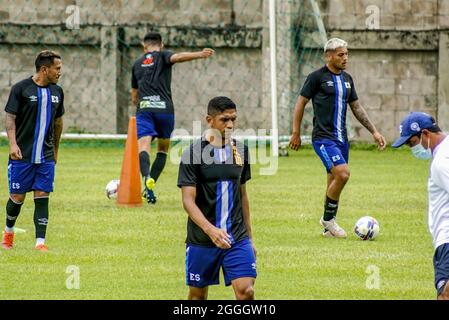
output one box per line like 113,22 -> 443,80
392,112 -> 449,300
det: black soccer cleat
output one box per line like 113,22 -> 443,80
142,187 -> 157,204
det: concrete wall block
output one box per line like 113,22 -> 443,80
366,78 -> 396,95
355,0 -> 384,15
0,10 -> 10,22
380,15 -> 396,29
359,94 -> 382,110
422,15 -> 438,29
408,95 -> 426,109
328,0 -> 356,16
410,0 -> 437,16
440,0 -> 449,15
394,14 -> 424,30
0,72 -> 9,87
396,77 -> 436,95
153,0 -> 180,11
9,71 -> 32,85
180,0 -> 231,12
384,0 -> 412,15
438,14 -> 449,28
381,94 -> 409,111
234,0 -> 262,27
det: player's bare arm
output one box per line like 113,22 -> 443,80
349,100 -> 386,150
181,186 -> 231,249
289,95 -> 309,151
131,88 -> 138,106
241,184 -> 256,257
170,48 -> 215,64
54,117 -> 63,163
5,112 -> 22,160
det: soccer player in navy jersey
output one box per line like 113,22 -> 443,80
178,96 -> 256,300
131,32 -> 214,204
289,38 -> 386,238
2,50 -> 64,252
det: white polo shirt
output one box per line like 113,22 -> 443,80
428,135 -> 449,249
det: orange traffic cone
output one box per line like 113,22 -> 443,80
117,116 -> 142,207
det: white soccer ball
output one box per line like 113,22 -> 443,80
105,179 -> 120,199
354,216 -> 380,240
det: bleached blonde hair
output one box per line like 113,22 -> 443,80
324,38 -> 347,52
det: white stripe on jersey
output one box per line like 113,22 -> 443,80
35,88 -> 49,164
335,75 -> 344,143
220,181 -> 230,231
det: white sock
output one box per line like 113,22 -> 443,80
35,238 -> 45,246
5,226 -> 14,233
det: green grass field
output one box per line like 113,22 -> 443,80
0,143 -> 434,300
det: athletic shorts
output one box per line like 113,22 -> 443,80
136,112 -> 175,139
434,242 -> 449,296
185,237 -> 257,288
312,139 -> 349,173
8,160 -> 55,193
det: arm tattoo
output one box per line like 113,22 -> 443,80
5,113 -> 16,134
349,101 -> 377,134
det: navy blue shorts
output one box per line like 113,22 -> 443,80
8,160 -> 55,194
186,238 -> 257,288
136,112 -> 174,139
434,243 -> 449,296
312,139 -> 349,173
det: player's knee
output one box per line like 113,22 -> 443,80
236,285 -> 254,300
336,170 -> 350,183
438,282 -> 449,300
10,194 -> 25,203
188,289 -> 208,300
34,191 -> 49,198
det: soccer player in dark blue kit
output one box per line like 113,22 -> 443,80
178,96 -> 256,300
131,32 -> 214,204
289,38 -> 386,238
2,50 -> 64,252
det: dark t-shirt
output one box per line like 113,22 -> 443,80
177,138 -> 251,247
131,50 -> 175,114
5,77 -> 65,163
300,66 -> 358,142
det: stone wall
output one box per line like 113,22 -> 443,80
286,0 -> 448,141
0,0 -> 448,142
0,0 -> 264,134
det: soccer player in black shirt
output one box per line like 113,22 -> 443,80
178,96 -> 256,300
289,38 -> 386,238
131,32 -> 214,204
2,50 -> 64,252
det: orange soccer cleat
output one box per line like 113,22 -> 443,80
1,230 -> 15,250
34,244 -> 49,252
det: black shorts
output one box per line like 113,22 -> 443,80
433,242 -> 449,296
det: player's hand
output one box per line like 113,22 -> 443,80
289,132 -> 301,151
207,226 -> 232,249
9,144 -> 22,160
201,48 -> 215,59
373,131 -> 386,151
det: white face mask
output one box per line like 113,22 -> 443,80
411,134 -> 432,160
